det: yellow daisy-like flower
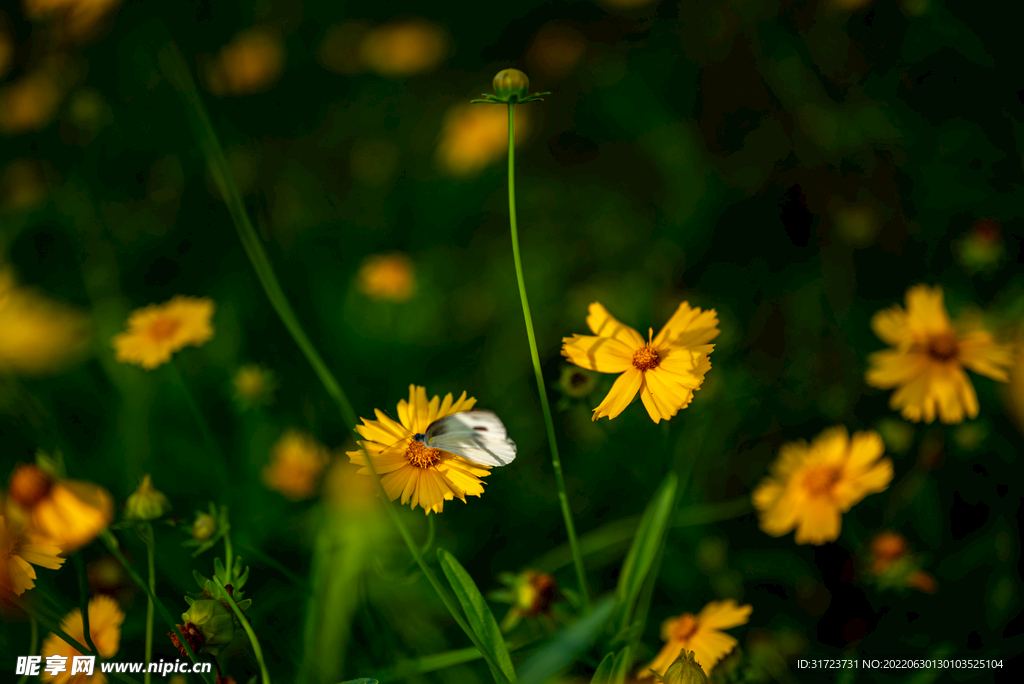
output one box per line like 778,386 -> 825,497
752,427 -> 894,545
640,600 -> 753,678
356,252 -> 416,302
561,302 -> 719,423
436,103 -> 529,176
112,296 -> 214,370
261,430 -> 330,501
8,464 -> 114,552
206,28 -> 285,97
40,595 -> 124,684
866,284 -> 1013,424
358,19 -> 447,77
347,385 -> 490,514
1,514 -> 65,596
0,268 -> 91,375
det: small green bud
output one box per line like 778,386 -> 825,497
192,513 -> 217,541
557,365 -> 597,399
125,474 -> 171,521
493,69 -> 530,102
655,650 -> 709,684
182,599 -> 235,655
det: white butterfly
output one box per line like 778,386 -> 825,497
412,410 -> 517,467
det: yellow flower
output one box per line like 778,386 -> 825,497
262,430 -> 330,501
640,600 -> 753,678
40,595 -> 124,684
112,296 -> 214,369
866,284 -> 1013,424
322,458 -> 379,513
561,302 -> 719,423
356,252 -> 416,302
22,0 -> 125,41
436,104 -> 529,176
8,464 -> 114,551
358,19 -> 447,77
0,70 -> 62,135
232,364 -> 276,408
0,268 -> 91,375
206,28 -> 284,96
1,514 -> 65,596
752,427 -> 894,545
347,385 -> 490,514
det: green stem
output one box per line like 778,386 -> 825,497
15,615 -> 38,684
421,513 -> 436,556
224,522 -> 233,581
158,41 -> 513,684
100,530 -> 216,684
213,576 -> 270,684
169,360 -> 229,486
73,554 -> 99,655
505,102 -> 590,609
144,524 -> 156,684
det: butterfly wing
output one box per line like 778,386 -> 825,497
423,410 -> 517,467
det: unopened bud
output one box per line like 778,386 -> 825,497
192,513 -> 217,541
493,69 -> 530,102
657,650 -> 709,684
125,474 -> 171,521
182,599 -> 235,655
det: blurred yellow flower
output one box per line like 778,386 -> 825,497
866,284 -> 1013,424
356,252 -> 416,302
436,104 -> 529,176
8,463 -> 114,551
232,364 -> 276,408
752,427 -> 893,545
322,457 -> 379,513
562,302 -> 719,423
527,25 -> 586,80
359,19 -> 447,77
347,385 -> 491,514
23,0 -> 124,40
0,268 -> 91,375
262,430 -> 330,501
640,600 -> 753,678
40,595 -> 124,684
206,28 -> 284,96
0,70 -> 61,135
0,514 -> 65,596
112,296 -> 214,370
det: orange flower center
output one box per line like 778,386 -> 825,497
669,614 -> 699,642
632,346 -> 660,371
405,440 -> 442,468
925,333 -> 959,362
147,316 -> 182,341
803,466 -> 841,497
8,464 -> 54,509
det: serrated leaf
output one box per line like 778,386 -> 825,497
614,473 -> 677,636
437,548 -> 517,683
520,597 -> 616,684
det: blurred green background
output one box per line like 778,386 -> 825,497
2,0 -> 1022,682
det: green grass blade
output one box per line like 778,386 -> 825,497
614,473 -> 678,636
438,549 -> 518,683
518,597 -> 616,684
611,646 -> 631,683
589,653 -> 616,684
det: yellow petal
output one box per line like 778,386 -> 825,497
653,302 -> 720,348
793,498 -> 842,544
958,331 -> 1014,382
561,334 -> 635,373
865,349 -> 930,389
871,303 -> 909,346
695,600 -> 752,630
592,368 -> 643,420
640,369 -> 692,423
904,284 -> 951,337
689,629 -> 739,674
585,302 -> 645,347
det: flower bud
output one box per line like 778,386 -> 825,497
557,365 -> 597,399
182,599 -> 235,655
125,474 -> 171,521
192,513 -> 217,541
492,69 -> 530,102
657,650 -> 709,684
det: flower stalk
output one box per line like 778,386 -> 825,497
503,97 -> 591,609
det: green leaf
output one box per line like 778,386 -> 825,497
519,597 -> 616,684
614,472 -> 678,635
437,548 -> 517,683
591,646 -> 631,684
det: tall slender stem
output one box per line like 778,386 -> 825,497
158,40 -> 513,683
505,102 -> 591,608
73,554 -> 99,654
214,577 -> 270,684
15,615 -> 39,684
143,524 -> 156,684
169,360 -> 229,487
